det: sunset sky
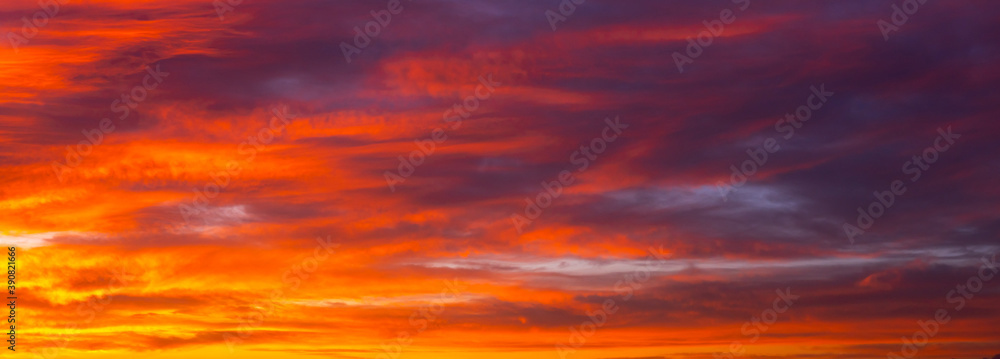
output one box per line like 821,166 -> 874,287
2,0 -> 999,358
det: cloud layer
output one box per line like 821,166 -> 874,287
1,0 -> 999,358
